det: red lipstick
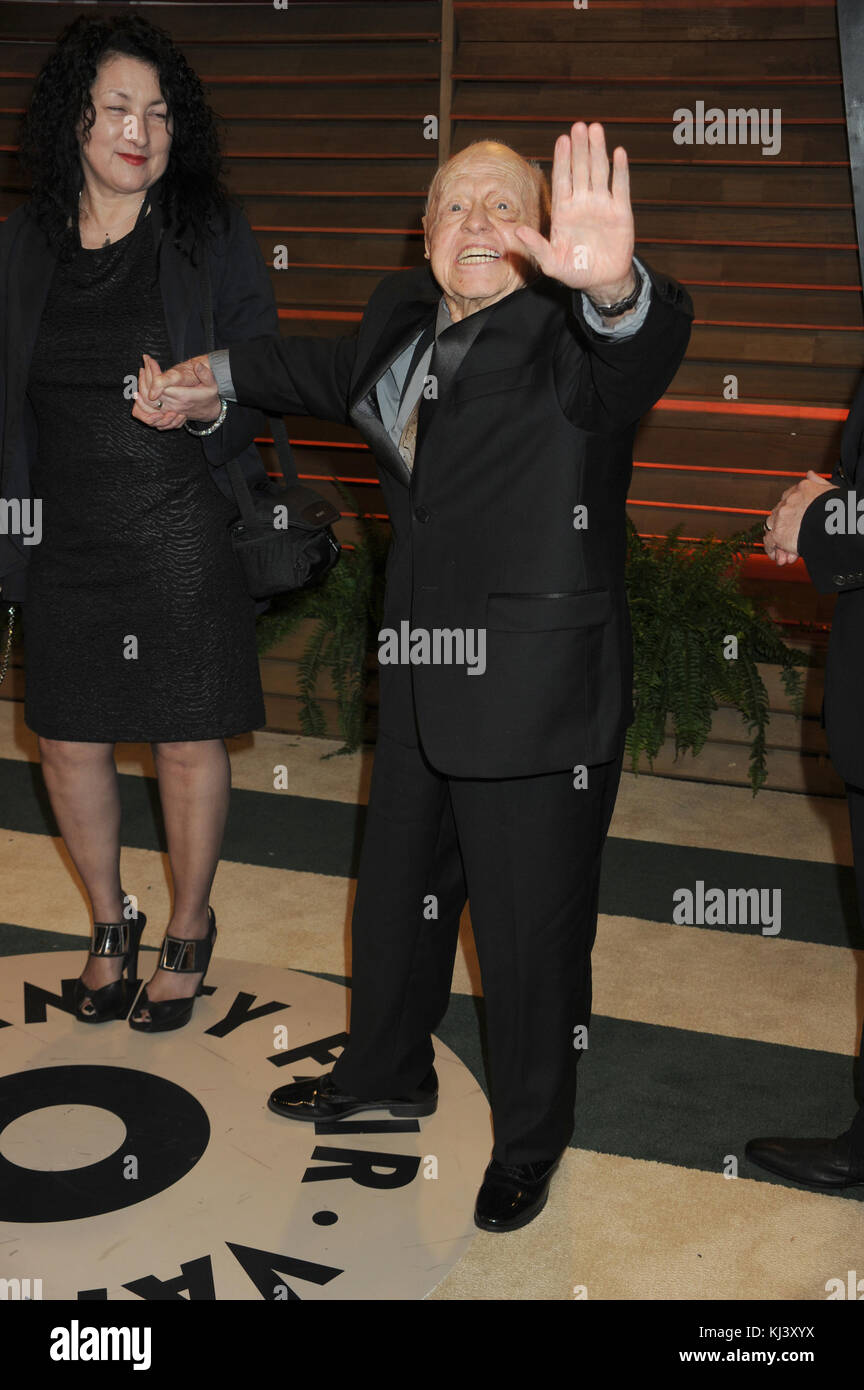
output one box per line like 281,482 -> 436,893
118,153 -> 146,165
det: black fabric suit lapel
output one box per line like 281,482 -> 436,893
398,320 -> 437,411
412,300 -> 497,480
840,371 -> 864,485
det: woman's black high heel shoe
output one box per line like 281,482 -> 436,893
74,912 -> 146,1023
128,907 -> 217,1034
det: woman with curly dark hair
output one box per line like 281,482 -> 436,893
0,14 -> 279,1030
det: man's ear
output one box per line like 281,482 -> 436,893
421,213 -> 430,259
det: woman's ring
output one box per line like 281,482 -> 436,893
155,399 -> 163,409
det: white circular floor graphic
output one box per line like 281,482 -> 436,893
0,953 -> 492,1301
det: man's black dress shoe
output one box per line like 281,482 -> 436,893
268,1067 -> 438,1122
474,1154 -> 563,1232
745,1132 -> 864,1190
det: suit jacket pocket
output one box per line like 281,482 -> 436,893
451,360 -> 543,404
485,588 -> 612,631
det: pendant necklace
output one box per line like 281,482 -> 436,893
78,189 -> 147,246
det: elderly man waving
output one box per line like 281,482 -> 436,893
134,124 -> 693,1232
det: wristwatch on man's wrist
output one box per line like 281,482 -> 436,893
586,263 -> 643,319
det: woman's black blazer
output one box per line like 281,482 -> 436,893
0,184 -> 279,603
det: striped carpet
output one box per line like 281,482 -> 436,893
1,697 -> 862,1301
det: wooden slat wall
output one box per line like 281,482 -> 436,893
1,0 -> 854,634
0,1 -> 855,758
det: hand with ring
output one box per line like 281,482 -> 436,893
132,354 -> 189,430
133,353 -> 222,428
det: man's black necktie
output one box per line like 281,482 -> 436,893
397,318 -> 436,469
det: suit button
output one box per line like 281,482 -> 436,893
833,575 -> 846,585
414,505 -> 431,523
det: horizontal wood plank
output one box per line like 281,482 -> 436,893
454,4 -> 838,45
0,40 -> 441,81
452,120 -> 849,165
454,39 -> 842,81
0,3 -> 441,43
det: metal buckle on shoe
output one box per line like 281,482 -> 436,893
91,922 -> 129,956
159,936 -> 204,972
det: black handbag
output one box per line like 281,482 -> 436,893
199,252 -> 341,599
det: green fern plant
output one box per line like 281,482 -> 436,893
625,518 -> 809,793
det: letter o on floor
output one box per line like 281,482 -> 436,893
0,1065 -> 209,1222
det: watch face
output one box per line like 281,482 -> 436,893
0,953 -> 490,1300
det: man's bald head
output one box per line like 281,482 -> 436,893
424,141 -> 550,236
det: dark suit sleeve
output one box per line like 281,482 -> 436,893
797,483 -> 864,593
196,207 -> 281,469
224,267 -> 418,424
553,256 -> 694,430
227,333 -> 357,426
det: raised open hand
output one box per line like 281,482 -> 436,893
514,122 -> 635,300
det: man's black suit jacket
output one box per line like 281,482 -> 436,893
798,374 -> 864,786
0,182 -> 278,604
227,260 -> 693,779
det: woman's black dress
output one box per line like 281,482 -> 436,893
23,197 -> 266,742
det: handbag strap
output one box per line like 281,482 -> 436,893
198,245 -> 300,493
0,602 -> 15,688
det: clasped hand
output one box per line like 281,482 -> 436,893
763,471 -> 836,566
132,353 -> 221,429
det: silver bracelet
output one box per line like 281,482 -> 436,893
184,397 -> 228,436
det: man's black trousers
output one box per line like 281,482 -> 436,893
329,729 -> 625,1166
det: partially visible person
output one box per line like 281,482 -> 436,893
750,426 -> 864,1188
0,14 -> 278,1030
